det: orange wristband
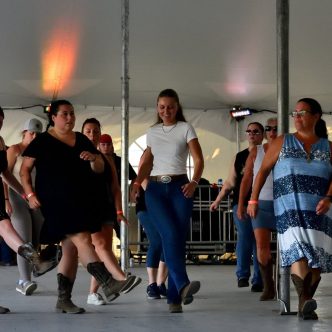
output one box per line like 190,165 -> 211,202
248,200 -> 258,205
27,192 -> 35,199
116,210 -> 123,215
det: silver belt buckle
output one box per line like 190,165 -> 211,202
160,175 -> 172,183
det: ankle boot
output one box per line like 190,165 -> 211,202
18,242 -> 58,277
0,305 -> 10,314
55,274 -> 85,314
259,260 -> 275,301
291,272 -> 318,320
86,262 -> 133,302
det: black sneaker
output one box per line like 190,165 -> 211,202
251,283 -> 263,292
147,282 -> 161,299
238,278 -> 249,288
158,283 -> 167,298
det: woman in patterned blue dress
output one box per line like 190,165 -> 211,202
248,98 -> 332,320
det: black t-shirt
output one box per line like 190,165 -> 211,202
232,148 -> 251,206
113,154 -> 137,185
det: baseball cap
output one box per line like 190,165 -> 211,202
100,134 -> 113,143
22,118 -> 43,133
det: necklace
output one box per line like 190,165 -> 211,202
162,122 -> 177,134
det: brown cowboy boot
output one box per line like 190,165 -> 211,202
86,262 -> 134,302
55,274 -> 85,314
259,260 -> 276,301
291,272 -> 318,320
17,242 -> 58,277
310,276 -> 321,298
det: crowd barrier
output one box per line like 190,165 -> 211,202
129,185 -> 236,264
128,185 -> 277,264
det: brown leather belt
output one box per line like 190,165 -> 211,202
149,174 -> 188,184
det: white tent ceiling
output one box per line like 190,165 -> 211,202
1,0 -> 332,182
1,0 -> 332,110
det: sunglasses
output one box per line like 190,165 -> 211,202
265,126 -> 278,132
290,110 -> 313,118
245,129 -> 262,135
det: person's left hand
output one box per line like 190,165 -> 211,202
80,151 -> 96,162
181,182 -> 197,198
117,213 -> 129,225
316,197 -> 331,215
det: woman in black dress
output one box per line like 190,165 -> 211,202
20,100 -> 134,314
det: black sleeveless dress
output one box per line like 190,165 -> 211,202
23,132 -> 102,243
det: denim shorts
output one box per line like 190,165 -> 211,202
251,200 -> 276,230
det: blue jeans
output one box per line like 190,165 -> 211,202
137,210 -> 164,268
145,178 -> 193,304
233,205 -> 262,285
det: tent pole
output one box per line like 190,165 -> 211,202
120,0 -> 130,271
276,0 -> 294,315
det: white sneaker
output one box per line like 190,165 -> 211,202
16,281 -> 37,296
87,292 -> 106,305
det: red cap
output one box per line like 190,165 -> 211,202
100,134 -> 113,143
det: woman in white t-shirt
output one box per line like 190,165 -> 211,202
131,89 -> 204,313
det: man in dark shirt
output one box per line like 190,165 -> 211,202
210,122 -> 264,291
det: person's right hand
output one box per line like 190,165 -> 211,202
247,203 -> 258,219
27,195 -> 41,209
130,183 -> 140,203
210,200 -> 220,212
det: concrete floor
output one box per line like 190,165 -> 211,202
0,264 -> 331,332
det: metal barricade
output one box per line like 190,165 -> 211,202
131,185 -> 237,264
186,185 -> 236,263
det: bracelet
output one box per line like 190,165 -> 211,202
325,195 -> 332,202
248,200 -> 259,205
21,193 -> 27,200
116,210 -> 123,215
191,179 -> 199,185
133,181 -> 141,187
26,192 -> 35,199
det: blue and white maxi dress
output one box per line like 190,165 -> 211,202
273,134 -> 332,273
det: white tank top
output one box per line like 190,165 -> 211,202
253,145 -> 273,200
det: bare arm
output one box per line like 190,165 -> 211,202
247,135 -> 284,218
210,157 -> 236,211
182,138 -> 204,198
3,145 -> 19,215
315,140 -> 332,215
106,156 -> 128,223
20,156 -> 40,209
80,151 -> 104,173
237,147 -> 256,220
130,147 -> 153,201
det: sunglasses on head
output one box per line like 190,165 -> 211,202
245,129 -> 261,135
265,126 -> 278,132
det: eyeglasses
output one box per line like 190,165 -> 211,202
290,110 -> 313,117
265,126 -> 278,132
245,129 -> 261,135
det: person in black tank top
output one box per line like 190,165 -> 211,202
210,122 -> 264,291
